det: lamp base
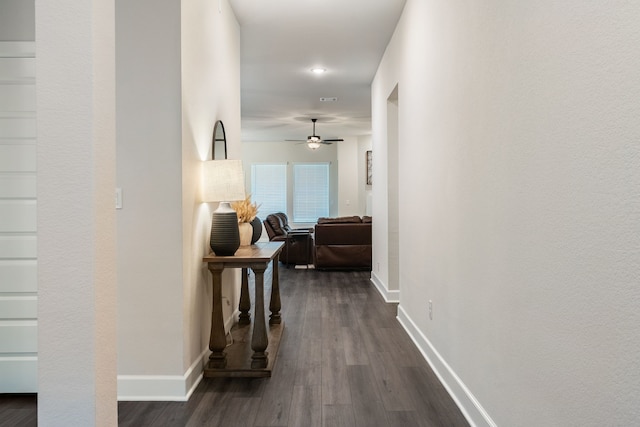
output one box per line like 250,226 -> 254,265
210,203 -> 240,256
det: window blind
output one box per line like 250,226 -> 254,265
293,163 -> 329,223
251,163 -> 287,219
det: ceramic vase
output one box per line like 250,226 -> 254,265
250,216 -> 262,244
210,205 -> 240,256
238,222 -> 253,246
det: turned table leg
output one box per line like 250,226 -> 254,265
238,267 -> 251,325
207,263 -> 227,369
250,263 -> 269,369
269,255 -> 282,325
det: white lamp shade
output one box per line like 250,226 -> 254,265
202,159 -> 245,202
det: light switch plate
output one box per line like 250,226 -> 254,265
116,188 -> 122,209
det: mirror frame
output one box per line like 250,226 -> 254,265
212,120 -> 227,160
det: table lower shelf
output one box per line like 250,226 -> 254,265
203,320 -> 284,378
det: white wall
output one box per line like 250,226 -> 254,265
337,137 -> 359,216
357,135 -> 372,216
37,1 -> 117,424
372,0 -> 640,426
116,0 -> 242,400
116,0 -> 184,391
181,0 -> 242,384
336,135 -> 373,217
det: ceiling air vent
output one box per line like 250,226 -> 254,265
319,97 -> 338,102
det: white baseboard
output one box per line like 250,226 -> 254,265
396,305 -> 497,427
370,271 -> 400,303
117,310 -> 239,401
117,348 -> 207,401
0,356 -> 37,393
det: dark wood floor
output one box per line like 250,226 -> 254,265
0,266 -> 468,427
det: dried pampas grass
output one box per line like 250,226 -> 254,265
231,195 -> 260,223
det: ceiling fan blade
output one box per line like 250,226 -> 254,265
285,120 -> 344,146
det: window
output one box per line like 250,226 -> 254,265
293,163 -> 329,223
251,164 -> 286,219
251,162 -> 330,224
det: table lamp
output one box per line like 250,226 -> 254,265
202,159 -> 245,256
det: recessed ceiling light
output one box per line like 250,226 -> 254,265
311,68 -> 326,74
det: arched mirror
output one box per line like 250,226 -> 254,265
212,120 -> 227,160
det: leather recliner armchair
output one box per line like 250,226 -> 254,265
263,213 -> 314,266
314,216 -> 372,270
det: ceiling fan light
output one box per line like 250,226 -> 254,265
307,141 -> 321,150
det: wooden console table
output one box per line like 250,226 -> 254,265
202,241 -> 284,377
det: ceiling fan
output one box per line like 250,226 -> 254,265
287,118 -> 344,150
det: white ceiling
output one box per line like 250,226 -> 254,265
228,0 -> 406,142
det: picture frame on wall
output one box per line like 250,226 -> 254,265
366,150 -> 372,185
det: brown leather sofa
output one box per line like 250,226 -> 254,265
263,213 -> 314,266
314,216 -> 372,270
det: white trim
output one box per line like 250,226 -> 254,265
0,77 -> 35,85
0,42 -> 35,58
184,349 -> 207,399
370,271 -> 400,302
0,112 -> 37,119
116,308 -> 238,401
0,355 -> 37,393
396,305 -> 497,427
117,348 -> 207,401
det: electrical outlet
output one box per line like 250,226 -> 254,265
429,300 -> 433,320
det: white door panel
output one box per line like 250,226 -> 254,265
0,41 -> 37,392
0,235 -> 37,258
0,260 -> 37,293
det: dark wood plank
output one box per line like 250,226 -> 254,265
0,268 -> 470,427
387,410 -> 430,427
341,326 -> 371,366
218,397 -> 261,427
322,404 -> 356,427
385,326 -> 428,368
288,385 -> 322,427
0,394 -> 37,427
321,348 -> 351,405
321,296 -> 345,350
295,358 -> 322,387
252,358 -> 296,426
118,401 -> 167,427
401,366 -> 469,427
369,350 -> 416,412
347,365 -> 390,427
184,379 -> 235,427
0,408 -> 37,427
294,338 -> 322,386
